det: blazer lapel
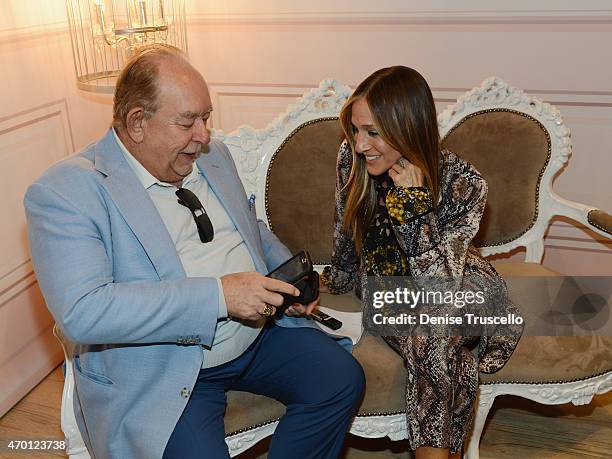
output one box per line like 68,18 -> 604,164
195,151 -> 266,273
93,130 -> 186,280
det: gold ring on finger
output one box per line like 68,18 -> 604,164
261,304 -> 274,317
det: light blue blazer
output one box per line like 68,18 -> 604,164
24,129 -> 313,459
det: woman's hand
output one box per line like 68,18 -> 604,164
285,296 -> 319,316
319,271 -> 330,293
389,157 -> 424,188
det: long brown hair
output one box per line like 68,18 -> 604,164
339,66 -> 441,250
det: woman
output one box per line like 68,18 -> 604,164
320,66 -> 522,459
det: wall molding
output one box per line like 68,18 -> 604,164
188,10 -> 612,25
0,99 -> 74,147
545,221 -> 612,252
0,266 -> 37,310
208,82 -> 316,94
0,99 -> 71,416
0,21 -> 67,45
3,6 -> 612,43
0,99 -> 74,309
0,323 -> 62,417
207,83 -> 317,130
208,82 -> 612,111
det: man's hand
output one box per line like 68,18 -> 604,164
285,295 -> 320,317
221,272 -> 299,321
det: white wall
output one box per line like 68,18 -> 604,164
0,1 -> 113,417
186,0 -> 612,274
1,0 -> 610,415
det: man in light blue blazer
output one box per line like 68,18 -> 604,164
24,45 -> 364,459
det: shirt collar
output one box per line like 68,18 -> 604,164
113,128 -> 200,189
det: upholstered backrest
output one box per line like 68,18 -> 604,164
437,78 -> 572,261
441,110 -> 550,248
265,118 -> 343,264
214,80 -> 352,266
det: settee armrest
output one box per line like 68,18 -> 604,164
587,209 -> 612,236
550,193 -> 612,240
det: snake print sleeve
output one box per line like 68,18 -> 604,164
321,141 -> 359,294
387,155 -> 488,279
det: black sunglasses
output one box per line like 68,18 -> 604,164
176,188 -> 214,243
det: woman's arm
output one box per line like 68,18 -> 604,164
387,158 -> 488,278
321,142 -> 359,294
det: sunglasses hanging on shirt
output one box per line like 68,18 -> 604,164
176,188 -> 214,243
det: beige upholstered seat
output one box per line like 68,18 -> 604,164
486,263 -> 612,385
224,304 -> 409,438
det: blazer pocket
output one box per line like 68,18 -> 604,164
74,354 -> 115,386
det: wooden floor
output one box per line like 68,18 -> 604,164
0,367 -> 610,458
0,368 -> 64,459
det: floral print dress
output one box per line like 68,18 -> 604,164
322,141 -> 522,453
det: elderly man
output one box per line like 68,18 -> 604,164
24,44 -> 364,459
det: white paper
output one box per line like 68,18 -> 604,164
316,306 -> 363,345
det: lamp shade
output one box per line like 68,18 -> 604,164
65,0 -> 187,93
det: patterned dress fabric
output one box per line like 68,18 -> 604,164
322,141 -> 523,453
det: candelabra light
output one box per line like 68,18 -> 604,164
66,0 -> 187,93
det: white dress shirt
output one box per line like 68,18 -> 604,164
114,130 -> 264,368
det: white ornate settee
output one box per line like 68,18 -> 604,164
55,78 -> 612,458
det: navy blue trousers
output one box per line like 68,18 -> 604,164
163,323 -> 365,459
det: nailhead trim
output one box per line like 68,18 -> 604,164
480,368 -> 612,386
224,370 -> 612,437
587,210 -> 612,236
